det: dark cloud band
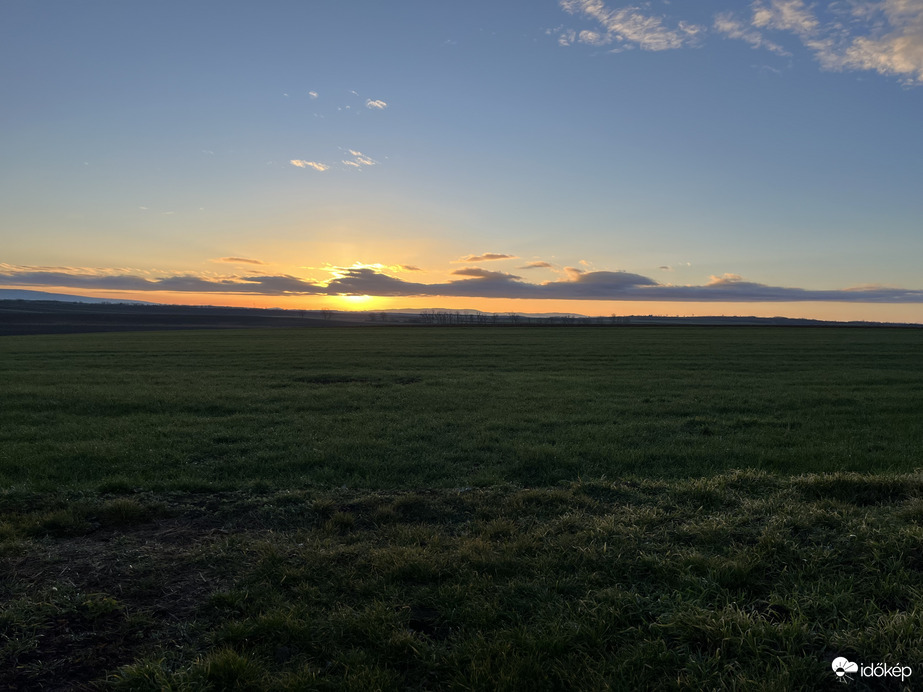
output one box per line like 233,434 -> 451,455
3,267 -> 922,303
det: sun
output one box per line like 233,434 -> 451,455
335,294 -> 376,309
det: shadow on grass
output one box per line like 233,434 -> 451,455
3,471 -> 923,689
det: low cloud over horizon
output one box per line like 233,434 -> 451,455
211,257 -> 268,266
3,264 -> 923,304
455,253 -> 518,263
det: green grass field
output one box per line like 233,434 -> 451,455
2,326 -> 922,689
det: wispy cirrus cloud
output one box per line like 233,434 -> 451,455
6,265 -> 921,304
833,0 -> 923,84
743,0 -> 923,84
558,0 -> 923,85
713,12 -> 789,55
342,149 -> 377,168
365,99 -> 388,109
455,253 -> 517,262
557,0 -> 704,51
291,150 -> 378,172
290,160 -> 329,171
751,0 -> 820,36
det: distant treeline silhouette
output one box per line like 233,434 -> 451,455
411,311 -> 631,325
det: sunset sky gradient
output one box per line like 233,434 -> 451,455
2,0 -> 922,320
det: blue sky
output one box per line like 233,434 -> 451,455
2,0 -> 922,320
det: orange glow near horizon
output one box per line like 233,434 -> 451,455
19,286 -> 923,324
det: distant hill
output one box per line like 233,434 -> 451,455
1,292 -> 917,335
380,308 -> 590,318
0,297 -> 366,336
0,289 -> 155,305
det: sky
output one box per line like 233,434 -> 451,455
2,0 -> 922,321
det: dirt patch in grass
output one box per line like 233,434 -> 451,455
1,511 -> 241,690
